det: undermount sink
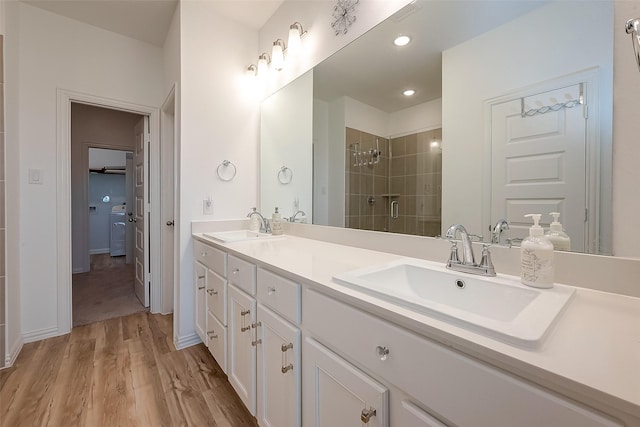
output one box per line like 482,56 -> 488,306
332,258 -> 575,347
204,230 -> 280,243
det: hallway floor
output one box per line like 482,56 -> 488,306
72,255 -> 147,327
0,312 -> 257,426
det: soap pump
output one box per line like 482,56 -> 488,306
520,214 -> 554,288
545,212 -> 571,251
271,207 -> 283,235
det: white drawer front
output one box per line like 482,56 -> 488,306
206,269 -> 227,326
228,255 -> 257,295
207,310 -> 227,374
303,289 -> 621,427
194,239 -> 226,276
257,268 -> 301,324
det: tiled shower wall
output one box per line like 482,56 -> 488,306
345,126 -> 442,237
345,128 -> 390,231
0,35 -> 5,368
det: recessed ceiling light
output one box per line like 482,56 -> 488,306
403,89 -> 416,96
394,35 -> 411,46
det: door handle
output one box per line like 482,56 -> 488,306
166,220 -> 174,226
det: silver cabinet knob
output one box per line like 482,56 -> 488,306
361,407 -> 377,424
376,345 -> 389,361
207,289 -> 218,296
166,220 -> 174,226
267,286 -> 276,295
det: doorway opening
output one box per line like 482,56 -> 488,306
70,103 -> 149,327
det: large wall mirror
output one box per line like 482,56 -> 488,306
261,0 -> 614,255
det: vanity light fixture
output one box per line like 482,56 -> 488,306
403,89 -> 416,96
626,18 -> 640,71
245,64 -> 257,77
257,53 -> 271,76
394,35 -> 411,46
272,39 -> 286,71
288,22 -> 306,56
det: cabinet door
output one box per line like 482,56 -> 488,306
207,311 -> 227,374
303,337 -> 389,427
256,304 -> 301,427
194,262 -> 207,342
227,284 -> 257,415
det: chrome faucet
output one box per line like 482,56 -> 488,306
289,210 -> 306,223
445,224 -> 496,277
247,208 -> 271,234
492,218 -> 509,245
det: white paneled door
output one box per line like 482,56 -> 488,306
134,116 -> 150,307
491,84 -> 587,252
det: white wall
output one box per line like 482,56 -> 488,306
441,1 -> 613,240
8,2 -> 164,338
313,98 -> 329,225
344,96 -> 389,137
261,70 -> 313,220
389,98 -> 442,137
175,1 -> 260,345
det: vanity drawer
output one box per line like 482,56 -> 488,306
303,289 -> 621,427
228,255 -> 256,295
194,239 -> 226,276
257,268 -> 301,324
206,269 -> 227,325
207,310 -> 227,374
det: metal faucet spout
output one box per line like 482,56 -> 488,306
445,224 -> 475,266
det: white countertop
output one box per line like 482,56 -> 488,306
193,232 -> 640,420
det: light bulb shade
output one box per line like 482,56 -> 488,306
288,23 -> 303,56
257,53 -> 270,76
272,40 -> 285,71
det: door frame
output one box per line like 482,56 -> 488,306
160,85 -> 176,315
57,88 -> 162,334
482,68 -> 603,253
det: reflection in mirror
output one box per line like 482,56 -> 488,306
261,0 -> 614,255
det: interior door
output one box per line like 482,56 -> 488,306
134,117 -> 150,307
491,84 -> 587,251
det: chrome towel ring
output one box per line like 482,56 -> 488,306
278,166 -> 293,184
217,160 -> 237,182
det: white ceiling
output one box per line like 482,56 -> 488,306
24,0 -> 284,47
314,1 -> 545,113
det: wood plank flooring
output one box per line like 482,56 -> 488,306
0,312 -> 257,427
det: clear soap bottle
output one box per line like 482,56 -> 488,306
520,214 -> 555,288
545,212 -> 571,251
271,207 -> 283,235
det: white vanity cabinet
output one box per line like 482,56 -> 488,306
193,240 -> 228,372
303,336 -> 389,427
228,282 -> 258,416
194,262 -> 207,342
255,267 -> 302,427
303,288 -> 623,427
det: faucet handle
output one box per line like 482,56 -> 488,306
479,244 -> 496,276
447,241 -> 460,266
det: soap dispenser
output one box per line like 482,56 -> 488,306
545,212 -> 571,251
271,207 -> 283,235
520,214 -> 555,288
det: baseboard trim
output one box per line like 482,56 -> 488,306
89,248 -> 110,255
5,335 -> 24,368
174,332 -> 202,350
23,326 -> 61,344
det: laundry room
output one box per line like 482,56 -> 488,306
88,147 -> 132,261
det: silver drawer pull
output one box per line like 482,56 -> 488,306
267,286 -> 276,295
281,342 -> 293,352
281,342 -> 294,374
240,309 -> 251,332
241,325 -> 251,332
207,330 -> 217,339
201,251 -> 207,257
252,338 -> 262,346
361,407 -> 377,424
232,268 -> 240,274
376,345 -> 390,361
207,289 -> 218,296
198,285 -> 205,290
197,275 -> 205,279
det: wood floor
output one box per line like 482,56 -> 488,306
73,255 -> 148,327
0,312 -> 257,427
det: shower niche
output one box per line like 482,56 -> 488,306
345,126 -> 442,236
